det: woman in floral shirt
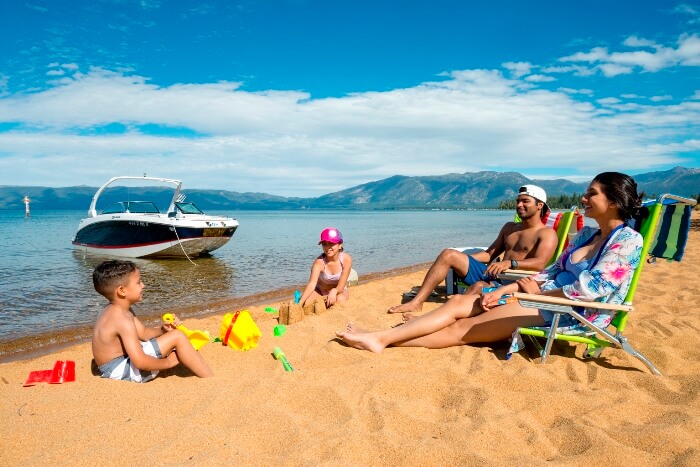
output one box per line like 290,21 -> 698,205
336,172 -> 643,353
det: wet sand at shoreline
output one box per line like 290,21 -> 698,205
0,214 -> 698,465
0,262 -> 434,363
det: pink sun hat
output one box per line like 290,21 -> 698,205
318,227 -> 343,244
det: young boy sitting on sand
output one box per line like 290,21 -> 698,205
91,259 -> 213,382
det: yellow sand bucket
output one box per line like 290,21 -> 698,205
220,310 -> 261,351
163,314 -> 211,351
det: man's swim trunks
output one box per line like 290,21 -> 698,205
462,256 -> 502,286
98,338 -> 163,383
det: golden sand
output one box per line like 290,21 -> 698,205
1,213 -> 698,465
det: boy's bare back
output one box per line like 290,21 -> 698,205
92,304 -> 138,367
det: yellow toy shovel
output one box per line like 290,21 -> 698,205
162,313 -> 211,350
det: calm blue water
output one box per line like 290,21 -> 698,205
0,209 -> 511,358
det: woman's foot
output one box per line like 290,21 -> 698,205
335,323 -> 386,353
402,313 -> 419,322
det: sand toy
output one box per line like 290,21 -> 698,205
273,347 -> 293,371
219,310 -> 261,351
24,360 -> 75,387
162,314 -> 211,350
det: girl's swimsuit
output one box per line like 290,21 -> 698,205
315,252 -> 347,295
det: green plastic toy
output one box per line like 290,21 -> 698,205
273,347 -> 293,372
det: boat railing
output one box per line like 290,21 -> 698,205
88,176 -> 182,218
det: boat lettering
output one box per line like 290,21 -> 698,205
128,221 -> 149,227
203,228 -> 225,237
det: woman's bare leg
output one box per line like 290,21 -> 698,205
336,294 -> 482,353
394,302 -> 545,349
464,280 -> 493,295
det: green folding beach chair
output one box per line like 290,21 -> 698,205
507,194 -> 696,376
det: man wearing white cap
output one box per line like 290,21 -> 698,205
388,184 -> 557,314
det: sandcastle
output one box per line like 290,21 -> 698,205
278,297 -> 329,325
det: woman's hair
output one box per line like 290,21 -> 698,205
592,172 -> 644,220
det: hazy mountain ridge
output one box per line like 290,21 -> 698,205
1,167 -> 698,210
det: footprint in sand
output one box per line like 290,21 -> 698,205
676,319 -> 700,332
360,395 -> 386,432
587,365 -> 598,384
630,373 -> 699,405
646,319 -> 674,337
438,386 -> 468,423
546,416 -> 593,457
565,362 -> 581,383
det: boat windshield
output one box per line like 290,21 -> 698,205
101,201 -> 160,214
175,202 -> 204,215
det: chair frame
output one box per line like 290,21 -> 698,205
509,194 -> 697,376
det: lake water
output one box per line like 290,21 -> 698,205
0,209 -> 512,361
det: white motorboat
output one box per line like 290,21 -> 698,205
72,176 -> 239,258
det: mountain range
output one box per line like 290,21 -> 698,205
1,167 -> 698,210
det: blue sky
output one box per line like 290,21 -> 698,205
1,1 -> 699,197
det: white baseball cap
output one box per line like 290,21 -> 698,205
518,185 -> 550,213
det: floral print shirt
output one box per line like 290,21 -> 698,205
532,225 -> 643,327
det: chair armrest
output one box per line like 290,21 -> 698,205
498,269 -> 538,280
513,292 -> 634,312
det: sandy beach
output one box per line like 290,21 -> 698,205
1,213 -> 698,465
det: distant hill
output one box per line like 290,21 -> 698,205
308,171 -> 587,208
1,167 -> 698,210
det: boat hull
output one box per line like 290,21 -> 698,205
72,217 -> 238,258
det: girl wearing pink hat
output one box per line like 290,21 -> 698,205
299,228 -> 353,307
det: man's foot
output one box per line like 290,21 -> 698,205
387,300 -> 423,314
335,323 -> 386,353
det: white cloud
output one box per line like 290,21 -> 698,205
674,3 -> 700,24
557,87 -> 594,96
502,61 -> 533,78
1,67 -> 698,196
140,0 -> 161,10
559,34 -> 700,74
560,46 -> 609,63
524,74 -> 556,83
598,63 -> 634,77
623,36 -> 659,48
677,34 -> 700,64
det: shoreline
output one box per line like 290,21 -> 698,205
0,261 -> 433,363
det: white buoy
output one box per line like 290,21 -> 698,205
23,195 -> 30,217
